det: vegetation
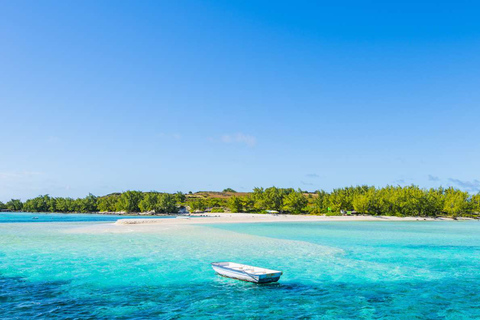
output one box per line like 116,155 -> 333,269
6,199 -> 23,211
188,198 -> 208,212
307,185 -> 480,217
2,185 -> 479,217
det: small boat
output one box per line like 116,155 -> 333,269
211,262 -> 283,283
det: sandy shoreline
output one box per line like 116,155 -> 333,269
114,213 -> 457,226
61,213 -> 476,234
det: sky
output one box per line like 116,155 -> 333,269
1,0 -> 479,201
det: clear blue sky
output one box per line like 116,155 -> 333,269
1,0 -> 479,201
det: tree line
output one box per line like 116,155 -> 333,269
0,185 -> 479,217
0,192 -> 185,214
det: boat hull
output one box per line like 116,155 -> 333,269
212,264 -> 282,283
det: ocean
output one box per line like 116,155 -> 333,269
1,213 -> 479,319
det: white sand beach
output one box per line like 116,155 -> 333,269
65,213 -> 461,234
115,213 -> 453,226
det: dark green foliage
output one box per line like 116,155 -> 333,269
230,185 -> 480,217
77,194 -> 98,213
6,199 -> 23,211
21,194 -> 97,213
23,195 -> 51,212
115,191 -> 143,212
174,192 -> 186,204
471,193 -> 480,213
98,195 -> 120,212
138,192 -> 159,212
3,186 -> 480,217
188,199 -> 207,212
241,196 -> 255,212
55,197 -> 76,212
251,187 -> 284,211
207,198 -> 226,208
308,185 -> 477,217
311,190 -> 329,213
227,196 -> 243,213
283,189 -> 308,214
223,188 -> 236,193
156,193 -> 178,213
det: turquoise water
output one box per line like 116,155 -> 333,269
1,216 -> 479,319
0,212 -> 175,223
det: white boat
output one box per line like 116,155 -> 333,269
211,262 -> 283,283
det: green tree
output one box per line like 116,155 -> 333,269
328,189 -> 350,213
174,191 -> 186,204
4,185 -> 478,218
12,199 -> 25,211
116,191 -> 143,212
311,190 -> 330,214
47,196 -> 57,212
98,195 -> 119,212
68,194 -> 98,213
188,199 -> 207,212
241,196 -> 255,212
156,193 -> 178,213
138,192 -> 160,212
0,201 -> 6,210
283,189 -> 307,214
263,187 -> 285,211
56,197 -> 75,212
251,187 -> 266,210
207,198 -> 225,208
223,188 -> 236,193
352,194 -> 370,214
227,196 -> 243,213
443,188 -> 469,217
422,188 -> 444,217
471,193 -> 480,213
23,195 -> 50,212
82,193 -> 98,212
7,199 -> 24,211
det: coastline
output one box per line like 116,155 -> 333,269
0,210 -> 171,216
114,213 -> 463,226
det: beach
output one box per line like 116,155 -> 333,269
115,212 -> 455,226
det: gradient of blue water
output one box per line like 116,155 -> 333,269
1,217 -> 479,319
0,212 -> 175,223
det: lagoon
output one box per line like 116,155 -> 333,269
0,212 -> 176,223
1,215 -> 479,319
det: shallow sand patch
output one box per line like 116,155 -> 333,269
114,213 -> 451,226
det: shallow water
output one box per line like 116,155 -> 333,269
1,215 -> 479,319
0,212 -> 175,223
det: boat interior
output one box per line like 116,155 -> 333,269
214,262 -> 280,275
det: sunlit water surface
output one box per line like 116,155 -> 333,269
1,214 -> 479,319
0,212 -> 175,223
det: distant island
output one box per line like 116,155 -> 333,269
1,186 -> 479,218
